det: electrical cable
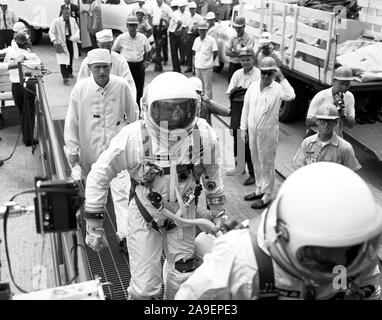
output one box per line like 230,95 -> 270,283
65,233 -> 79,286
0,128 -> 22,166
2,187 -> 81,293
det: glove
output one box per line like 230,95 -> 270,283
71,164 -> 84,182
85,218 -> 108,252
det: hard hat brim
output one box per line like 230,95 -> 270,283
316,115 -> 339,120
333,76 -> 355,81
232,23 -> 245,28
259,66 -> 277,71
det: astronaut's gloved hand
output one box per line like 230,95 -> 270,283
71,164 -> 84,182
208,206 -> 227,235
85,216 -> 108,252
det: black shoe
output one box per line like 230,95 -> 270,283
184,68 -> 192,73
24,139 -> 39,147
243,176 -> 256,186
68,73 -> 74,79
251,199 -> 271,210
244,192 -> 264,201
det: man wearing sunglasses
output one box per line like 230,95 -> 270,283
293,103 -> 361,171
240,57 -> 295,210
305,66 -> 356,138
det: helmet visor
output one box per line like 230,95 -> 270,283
150,98 -> 197,131
295,235 -> 382,281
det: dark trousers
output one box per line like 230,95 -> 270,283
89,32 -> 98,49
169,32 -> 182,73
11,82 -> 36,144
186,33 -> 198,69
60,40 -> 73,79
0,29 -> 13,49
228,62 -> 242,83
179,29 -> 187,65
153,26 -> 168,62
128,60 -> 145,110
233,129 -> 254,176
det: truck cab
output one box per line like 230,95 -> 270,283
7,0 -> 137,47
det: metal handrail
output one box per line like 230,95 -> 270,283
37,78 -> 91,285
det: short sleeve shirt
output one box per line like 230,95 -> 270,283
226,67 -> 261,94
307,87 -> 355,135
293,133 -> 361,171
226,32 -> 255,64
112,32 -> 151,63
192,35 -> 218,69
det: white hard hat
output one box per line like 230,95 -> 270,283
259,31 -> 272,45
264,162 -> 382,285
170,0 -> 178,7
177,0 -> 188,6
188,77 -> 203,92
188,1 -> 197,9
333,66 -> 355,81
258,56 -> 277,71
145,72 -> 199,141
0,0 -> 9,5
12,22 -> 27,33
206,12 -> 216,20
315,103 -> 339,120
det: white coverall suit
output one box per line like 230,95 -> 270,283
240,79 -> 295,202
175,212 -> 382,300
85,117 -> 224,300
64,74 -> 139,239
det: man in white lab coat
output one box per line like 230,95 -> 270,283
64,48 -> 139,245
49,7 -> 80,84
77,29 -> 137,102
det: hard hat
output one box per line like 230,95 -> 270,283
259,31 -> 272,45
189,77 -> 203,92
177,0 -> 188,6
238,47 -> 255,58
136,8 -> 146,15
145,72 -> 199,140
126,15 -> 139,25
188,1 -> 197,9
206,12 -> 216,20
12,22 -> 27,33
138,0 -> 146,2
333,66 -> 355,81
264,162 -> 382,285
232,16 -> 245,28
258,56 -> 277,71
170,0 -> 178,7
315,103 -> 339,120
0,0 -> 9,5
197,22 -> 208,30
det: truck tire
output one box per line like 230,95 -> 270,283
213,61 -> 224,73
23,22 -> 42,45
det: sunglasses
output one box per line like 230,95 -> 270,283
261,70 -> 274,76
